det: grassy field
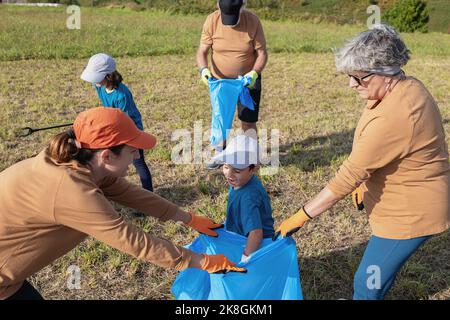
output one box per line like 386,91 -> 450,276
0,6 -> 449,300
26,0 -> 450,33
1,5 -> 450,61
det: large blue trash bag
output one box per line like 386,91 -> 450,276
171,228 -> 303,300
208,76 -> 255,148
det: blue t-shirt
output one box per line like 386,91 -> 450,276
225,175 -> 275,238
95,83 -> 144,130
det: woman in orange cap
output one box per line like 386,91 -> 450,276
0,107 -> 245,300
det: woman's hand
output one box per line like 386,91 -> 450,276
273,207 -> 312,240
186,211 -> 223,237
189,253 -> 247,274
273,186 -> 341,240
352,186 -> 365,210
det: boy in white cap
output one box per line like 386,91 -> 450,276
212,134 -> 274,262
81,53 -> 154,193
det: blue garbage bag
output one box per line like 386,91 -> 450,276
208,76 -> 255,147
171,228 -> 303,300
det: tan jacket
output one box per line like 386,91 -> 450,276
201,10 -> 266,79
0,150 -> 193,299
328,77 -> 450,239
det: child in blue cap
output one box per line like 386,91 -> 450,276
212,134 -> 274,262
81,53 -> 153,192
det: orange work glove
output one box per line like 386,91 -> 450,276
272,207 -> 312,240
186,211 -> 223,237
352,186 -> 365,211
201,254 -> 247,274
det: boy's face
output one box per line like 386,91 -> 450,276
222,163 -> 254,189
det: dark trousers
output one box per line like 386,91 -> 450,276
6,280 -> 43,300
133,149 -> 153,192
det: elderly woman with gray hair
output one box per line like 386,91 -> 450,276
274,25 -> 449,299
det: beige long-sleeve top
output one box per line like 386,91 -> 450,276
0,149 -> 193,299
327,77 -> 449,239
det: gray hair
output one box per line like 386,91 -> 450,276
334,24 -> 411,76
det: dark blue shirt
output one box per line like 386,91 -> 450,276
95,83 -> 144,130
225,175 -> 275,238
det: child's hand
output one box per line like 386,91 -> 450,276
186,211 -> 223,237
240,252 -> 250,264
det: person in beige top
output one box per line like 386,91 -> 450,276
196,0 -> 268,163
0,107 -> 245,300
274,25 -> 449,299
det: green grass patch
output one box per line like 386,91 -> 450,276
1,5 -> 449,61
20,0 -> 450,32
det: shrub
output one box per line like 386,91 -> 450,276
383,0 -> 429,33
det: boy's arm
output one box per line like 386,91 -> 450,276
244,229 -> 263,256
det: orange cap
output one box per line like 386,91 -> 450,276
73,107 -> 156,150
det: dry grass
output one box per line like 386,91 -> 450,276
1,52 -> 449,300
1,5 -> 449,300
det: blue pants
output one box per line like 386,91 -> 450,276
353,235 -> 431,300
133,149 -> 153,192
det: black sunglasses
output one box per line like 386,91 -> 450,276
348,73 -> 375,86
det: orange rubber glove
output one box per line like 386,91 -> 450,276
352,186 -> 365,210
186,211 -> 223,237
201,254 -> 247,274
273,207 -> 312,240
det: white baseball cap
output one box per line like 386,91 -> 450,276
212,134 -> 260,169
80,53 -> 116,84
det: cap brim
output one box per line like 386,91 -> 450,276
220,12 -> 240,26
126,131 -> 157,150
80,69 -> 107,84
212,150 -> 259,169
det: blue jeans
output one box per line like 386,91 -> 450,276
353,235 -> 431,300
133,149 -> 153,192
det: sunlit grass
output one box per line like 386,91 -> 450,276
0,6 -> 449,61
0,6 -> 449,300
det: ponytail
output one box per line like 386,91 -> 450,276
47,129 -> 126,165
47,129 -> 95,165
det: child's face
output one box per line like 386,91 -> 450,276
222,164 -> 254,189
95,78 -> 107,87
